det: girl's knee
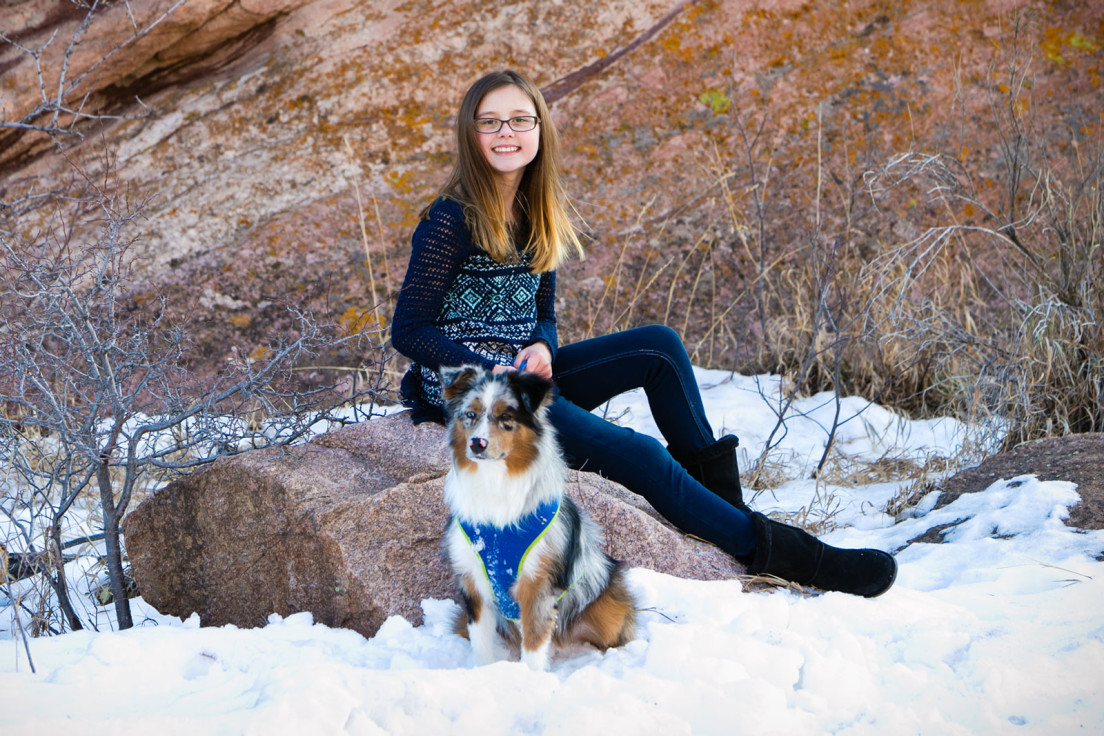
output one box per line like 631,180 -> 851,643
634,324 -> 687,358
623,431 -> 672,467
631,324 -> 680,350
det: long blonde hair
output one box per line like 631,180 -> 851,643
437,70 -> 583,272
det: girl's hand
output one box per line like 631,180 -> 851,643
513,342 -> 553,379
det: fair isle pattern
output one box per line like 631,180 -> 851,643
415,250 -> 540,409
393,197 -> 558,421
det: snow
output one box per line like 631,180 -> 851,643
4,367 -> 1103,735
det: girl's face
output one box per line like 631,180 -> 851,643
474,84 -> 540,181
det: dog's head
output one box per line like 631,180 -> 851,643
439,365 -> 553,471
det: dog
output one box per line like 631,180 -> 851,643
438,364 -> 636,670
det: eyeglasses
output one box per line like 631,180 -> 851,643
473,116 -> 539,134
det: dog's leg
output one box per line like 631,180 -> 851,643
469,610 -> 498,666
515,572 -> 557,671
574,566 -> 637,649
460,573 -> 499,665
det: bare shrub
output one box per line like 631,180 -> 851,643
857,14 -> 1103,448
0,0 -> 185,156
0,148 -> 385,637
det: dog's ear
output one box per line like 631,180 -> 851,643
510,371 -> 553,415
440,365 -> 483,402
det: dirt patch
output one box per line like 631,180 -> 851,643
935,434 -> 1104,532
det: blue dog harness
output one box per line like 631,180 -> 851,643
457,499 -> 561,621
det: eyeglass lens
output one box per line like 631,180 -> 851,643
474,116 -> 538,133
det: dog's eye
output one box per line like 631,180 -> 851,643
464,411 -> 477,422
497,414 -> 515,430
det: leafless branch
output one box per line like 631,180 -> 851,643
0,0 -> 186,140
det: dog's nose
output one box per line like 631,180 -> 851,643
469,437 -> 488,454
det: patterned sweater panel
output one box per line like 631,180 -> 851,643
392,197 -> 558,420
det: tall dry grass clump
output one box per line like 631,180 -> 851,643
745,132 -> 1102,453
849,16 -> 1103,449
859,149 -> 1103,447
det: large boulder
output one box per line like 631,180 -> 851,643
0,0 -> 315,170
122,412 -> 743,637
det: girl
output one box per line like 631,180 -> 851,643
391,70 -> 896,597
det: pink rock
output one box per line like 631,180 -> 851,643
123,413 -> 743,636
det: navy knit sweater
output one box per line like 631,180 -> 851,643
391,197 -> 558,423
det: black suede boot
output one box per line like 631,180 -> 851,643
672,434 -> 748,511
743,512 -> 897,598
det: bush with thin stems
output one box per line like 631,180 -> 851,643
0,147 -> 385,639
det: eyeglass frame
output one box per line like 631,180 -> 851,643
473,115 -> 540,134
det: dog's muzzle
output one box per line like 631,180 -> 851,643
469,437 -> 489,456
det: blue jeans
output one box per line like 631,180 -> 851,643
549,325 -> 755,557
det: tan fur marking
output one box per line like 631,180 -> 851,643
503,430 -> 540,476
570,571 -> 637,649
442,367 -> 480,401
489,398 -> 540,476
513,554 -> 557,653
449,420 -> 477,472
454,573 -> 484,638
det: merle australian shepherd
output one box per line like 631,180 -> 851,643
439,365 -> 636,670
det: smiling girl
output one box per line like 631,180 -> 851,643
391,70 -> 897,598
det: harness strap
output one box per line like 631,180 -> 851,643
457,499 -> 561,621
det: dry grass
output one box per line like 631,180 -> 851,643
559,17 -> 1100,497
743,455 -> 792,493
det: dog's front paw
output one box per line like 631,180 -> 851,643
464,611 -> 500,666
472,650 -> 498,667
470,634 -> 498,667
520,641 -> 551,671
